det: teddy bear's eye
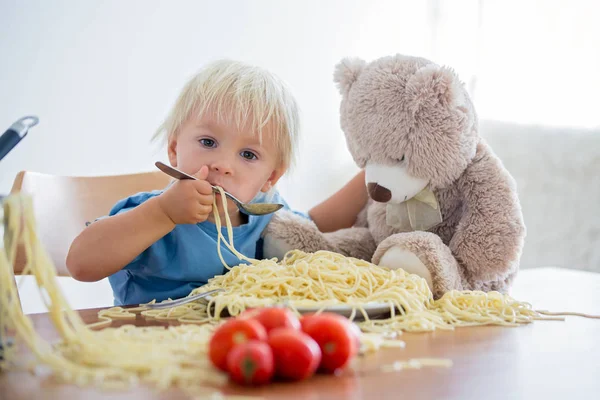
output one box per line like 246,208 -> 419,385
397,155 -> 406,163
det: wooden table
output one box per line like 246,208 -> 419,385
2,267 -> 599,400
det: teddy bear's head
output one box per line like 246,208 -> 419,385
334,54 -> 479,203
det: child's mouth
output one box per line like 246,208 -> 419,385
210,182 -> 227,193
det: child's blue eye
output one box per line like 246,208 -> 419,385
240,150 -> 258,160
200,138 -> 216,148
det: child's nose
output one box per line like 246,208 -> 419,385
210,162 -> 233,176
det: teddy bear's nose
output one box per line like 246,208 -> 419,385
367,182 -> 392,203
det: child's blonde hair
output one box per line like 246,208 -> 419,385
154,59 -> 300,169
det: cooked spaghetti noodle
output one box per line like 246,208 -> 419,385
0,195 -> 226,395
1,191 -> 597,395
143,250 -> 549,334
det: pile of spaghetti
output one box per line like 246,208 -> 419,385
131,187 -> 545,332
0,193 -> 583,395
137,250 -> 544,335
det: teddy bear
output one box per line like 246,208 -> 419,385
262,54 -> 526,299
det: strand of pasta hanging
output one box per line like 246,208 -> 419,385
0,195 -> 227,395
213,186 -> 258,269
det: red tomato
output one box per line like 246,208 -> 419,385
299,313 -> 317,331
267,328 -> 322,381
300,313 -> 359,373
237,308 -> 261,320
251,307 -> 301,333
226,340 -> 274,385
209,319 -> 267,371
301,313 -> 361,353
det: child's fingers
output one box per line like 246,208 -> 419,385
193,179 -> 214,196
193,165 -> 209,180
196,204 -> 213,217
197,193 -> 215,206
196,205 -> 212,220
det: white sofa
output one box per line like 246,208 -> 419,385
480,120 -> 600,273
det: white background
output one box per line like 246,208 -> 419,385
2,0 -> 598,211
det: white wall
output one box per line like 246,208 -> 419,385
2,1 -> 598,209
0,0 -> 446,211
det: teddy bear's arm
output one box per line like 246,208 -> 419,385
322,227 -> 377,261
449,145 -> 526,283
262,210 -> 377,262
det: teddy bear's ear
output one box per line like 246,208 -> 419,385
333,57 -> 366,95
406,64 -> 466,112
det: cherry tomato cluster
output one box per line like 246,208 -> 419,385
208,307 -> 361,386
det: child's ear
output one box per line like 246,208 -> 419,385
261,167 -> 285,192
167,137 -> 178,167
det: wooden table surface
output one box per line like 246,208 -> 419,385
2,267 -> 599,400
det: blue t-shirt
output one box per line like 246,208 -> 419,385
106,189 -> 304,306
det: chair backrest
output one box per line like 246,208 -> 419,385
10,170 -> 172,276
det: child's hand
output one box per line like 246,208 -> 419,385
157,166 -> 214,225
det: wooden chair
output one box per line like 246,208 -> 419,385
9,170 -> 172,276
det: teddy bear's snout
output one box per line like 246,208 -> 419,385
367,182 -> 392,203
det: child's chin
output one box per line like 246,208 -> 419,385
213,203 -> 239,215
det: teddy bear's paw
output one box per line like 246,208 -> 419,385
262,234 -> 295,261
379,246 -> 433,290
322,227 -> 377,261
262,210 -> 331,260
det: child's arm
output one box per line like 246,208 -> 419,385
308,170 -> 368,233
66,197 -> 175,281
66,167 -> 214,282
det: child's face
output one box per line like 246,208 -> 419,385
168,111 -> 285,216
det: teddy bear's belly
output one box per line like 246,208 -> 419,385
367,203 -> 402,244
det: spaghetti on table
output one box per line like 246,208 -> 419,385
0,191 -> 596,395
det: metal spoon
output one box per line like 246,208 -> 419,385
144,288 -> 225,309
155,161 -> 283,216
